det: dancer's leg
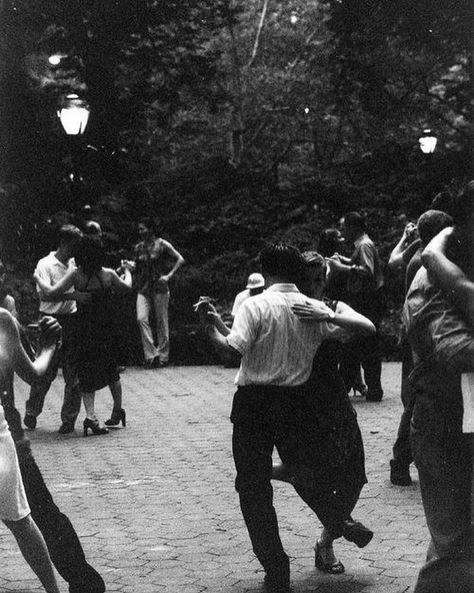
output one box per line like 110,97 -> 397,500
4,515 -> 60,593
82,392 -> 97,419
109,379 -> 122,410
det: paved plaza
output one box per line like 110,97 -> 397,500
1,363 -> 429,593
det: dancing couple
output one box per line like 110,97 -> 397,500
197,243 -> 374,593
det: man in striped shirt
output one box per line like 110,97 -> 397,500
201,243 -> 367,593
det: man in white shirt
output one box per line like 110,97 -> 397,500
24,225 -> 83,433
231,272 -> 265,318
200,244 -> 359,593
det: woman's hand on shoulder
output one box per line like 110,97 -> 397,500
292,299 -> 335,321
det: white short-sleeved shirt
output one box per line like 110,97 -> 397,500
226,283 -> 347,386
231,289 -> 251,317
35,252 -> 76,315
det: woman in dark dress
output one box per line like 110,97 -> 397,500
273,251 -> 371,574
35,236 -> 132,435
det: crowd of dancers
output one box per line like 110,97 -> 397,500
0,181 -> 472,592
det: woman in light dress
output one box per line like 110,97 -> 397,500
0,309 -> 61,592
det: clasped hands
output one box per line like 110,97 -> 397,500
37,316 -> 62,348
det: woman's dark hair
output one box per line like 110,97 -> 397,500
75,235 -> 105,275
318,228 -> 342,257
259,243 -> 305,283
298,251 -> 327,294
138,217 -> 157,234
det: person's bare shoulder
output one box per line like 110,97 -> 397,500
0,307 -> 18,340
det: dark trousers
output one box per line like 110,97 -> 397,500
288,474 -> 362,540
339,335 -> 383,394
25,314 -> 81,425
17,445 -> 105,592
392,339 -> 414,466
411,397 -> 473,593
231,386 -> 302,575
233,421 -> 289,575
340,290 -> 385,396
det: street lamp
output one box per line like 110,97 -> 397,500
57,94 -> 90,136
418,129 -> 437,154
57,94 -> 90,205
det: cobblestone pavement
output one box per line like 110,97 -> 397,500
1,363 -> 428,593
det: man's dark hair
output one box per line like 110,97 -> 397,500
57,224 -> 82,245
344,211 -> 366,232
259,243 -> 305,283
75,235 -> 105,274
417,210 -> 453,247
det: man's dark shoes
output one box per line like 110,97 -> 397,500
366,390 -> 383,402
264,565 -> 290,593
390,459 -> 412,486
264,574 -> 291,593
343,519 -> 373,548
23,414 -> 37,430
58,422 -> 75,434
69,565 -> 105,593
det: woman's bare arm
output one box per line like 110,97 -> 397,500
292,299 -> 375,335
107,268 -> 132,294
1,311 -> 59,385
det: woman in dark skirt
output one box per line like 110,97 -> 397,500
35,235 -> 132,435
273,251 -> 370,574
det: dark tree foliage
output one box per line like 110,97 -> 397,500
326,0 -> 471,149
0,0 -> 228,183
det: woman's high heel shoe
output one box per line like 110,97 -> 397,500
105,408 -> 126,427
351,383 -> 368,397
83,418 -> 109,437
314,541 -> 345,574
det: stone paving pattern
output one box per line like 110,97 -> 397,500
0,362 -> 429,592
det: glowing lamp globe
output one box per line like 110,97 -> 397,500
418,129 -> 437,154
57,94 -> 90,136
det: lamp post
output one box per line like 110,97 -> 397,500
418,129 -> 437,154
57,94 -> 90,204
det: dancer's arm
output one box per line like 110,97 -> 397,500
422,227 -> 474,326
107,266 -> 133,294
1,311 -> 60,384
292,299 -> 375,335
156,241 -> 185,290
388,223 -> 420,271
34,268 -> 76,297
195,299 -> 240,363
